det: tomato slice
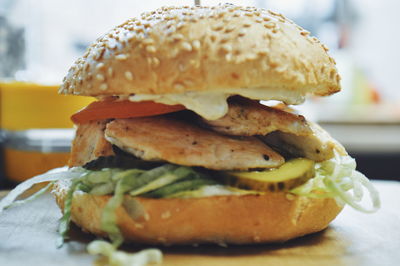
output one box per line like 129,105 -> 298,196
71,99 -> 185,124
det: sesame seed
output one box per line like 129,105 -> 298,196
172,33 -> 184,41
94,48 -> 105,60
146,45 -> 157,53
116,54 -> 128,60
263,16 -> 271,22
300,31 -> 310,36
161,211 -> 171,219
107,67 -> 113,77
99,83 -> 108,90
96,74 -> 105,81
192,40 -> 201,50
142,38 -> 154,45
268,10 -> 279,16
107,39 -> 117,49
181,42 -> 192,51
243,22 -> 251,27
322,44 -> 329,51
264,22 -> 276,29
134,223 -> 144,229
124,71 -> 134,80
257,50 -> 267,56
210,34 -> 217,42
220,36 -> 229,43
217,11 -> 227,17
152,57 -> 160,67
238,29 -> 246,37
135,27 -> 144,33
225,25 -> 235,33
96,63 -> 105,70
212,23 -> 224,31
221,44 -> 232,53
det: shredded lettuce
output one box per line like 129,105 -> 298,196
0,167 -> 85,214
0,155 -> 380,266
3,181 -> 54,209
57,177 -> 88,248
87,240 -> 162,266
129,166 -> 194,196
101,169 -> 144,247
290,153 -> 380,213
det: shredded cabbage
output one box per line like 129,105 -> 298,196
87,240 -> 162,266
290,153 -> 380,213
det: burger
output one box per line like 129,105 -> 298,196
3,4 -> 379,249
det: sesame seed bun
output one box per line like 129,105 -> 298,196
59,4 -> 340,102
53,179 -> 343,245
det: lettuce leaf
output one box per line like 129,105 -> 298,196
0,167 -> 86,214
290,153 -> 380,213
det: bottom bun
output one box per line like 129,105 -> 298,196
53,179 -> 343,245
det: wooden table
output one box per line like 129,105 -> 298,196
0,180 -> 399,266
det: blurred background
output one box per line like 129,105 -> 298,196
0,0 -> 399,186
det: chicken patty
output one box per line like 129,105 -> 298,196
261,121 -> 347,162
202,99 -> 345,161
69,120 -> 114,167
202,99 -> 312,137
105,117 -> 284,170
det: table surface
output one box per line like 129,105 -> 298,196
0,180 -> 399,266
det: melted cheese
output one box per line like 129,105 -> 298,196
128,88 -> 305,120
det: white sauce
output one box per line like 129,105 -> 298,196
128,88 -> 305,120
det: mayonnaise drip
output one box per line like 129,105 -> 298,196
128,88 -> 305,120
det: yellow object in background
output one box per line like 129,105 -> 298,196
0,82 -> 93,130
0,82 -> 93,183
3,149 -> 70,183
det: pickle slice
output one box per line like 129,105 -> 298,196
222,158 -> 315,192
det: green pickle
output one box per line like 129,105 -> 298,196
222,158 -> 315,192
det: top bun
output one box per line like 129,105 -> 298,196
59,4 -> 340,99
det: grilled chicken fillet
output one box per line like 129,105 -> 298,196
69,120 -> 114,167
69,101 -> 345,169
104,117 -> 285,170
202,99 -> 346,162
202,99 -> 312,137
